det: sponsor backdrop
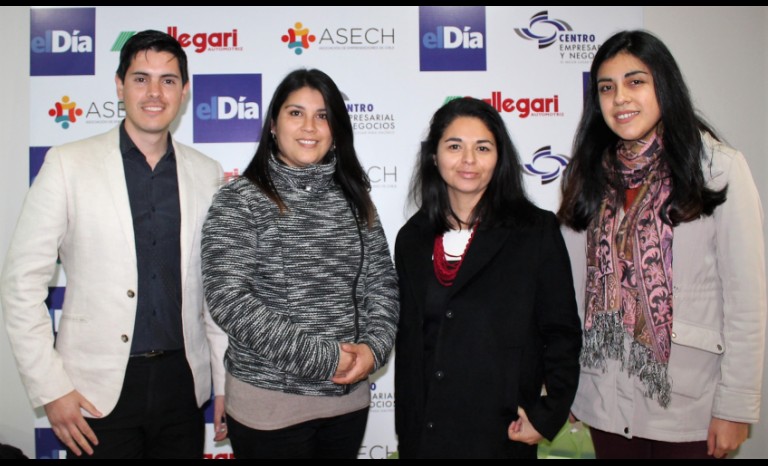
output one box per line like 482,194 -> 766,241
28,6 -> 642,458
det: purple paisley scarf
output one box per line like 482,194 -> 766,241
582,134 -> 674,408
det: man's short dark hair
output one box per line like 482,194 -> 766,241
116,29 -> 188,85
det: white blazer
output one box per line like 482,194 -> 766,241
1,125 -> 227,415
565,132 -> 768,442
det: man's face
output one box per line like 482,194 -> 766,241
115,49 -> 188,140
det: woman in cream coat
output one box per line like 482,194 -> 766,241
559,30 -> 766,459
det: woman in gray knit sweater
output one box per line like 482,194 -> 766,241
201,69 -> 399,458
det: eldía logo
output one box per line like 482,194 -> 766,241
419,6 -> 486,72
45,286 -> 66,336
282,22 -> 316,55
48,96 -> 84,129
29,147 -> 50,185
524,146 -> 570,184
30,7 -> 95,76
35,427 -> 66,459
193,74 -> 262,143
514,10 -> 572,49
111,27 -> 241,53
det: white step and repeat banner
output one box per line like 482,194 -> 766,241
27,6 -> 641,458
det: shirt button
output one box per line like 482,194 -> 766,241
445,310 -> 454,319
435,370 -> 444,380
426,422 -> 435,430
716,344 -> 723,351
127,290 -> 135,298
624,427 -> 630,435
121,334 -> 129,343
671,332 -> 677,339
305,185 -> 312,192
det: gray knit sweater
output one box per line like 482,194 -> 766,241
201,156 -> 399,396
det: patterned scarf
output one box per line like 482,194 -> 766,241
582,135 -> 674,408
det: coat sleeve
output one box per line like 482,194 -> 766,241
527,213 -> 583,440
201,184 -> 341,381
712,148 -> 767,423
202,161 -> 229,398
358,212 -> 399,372
0,147 -> 75,408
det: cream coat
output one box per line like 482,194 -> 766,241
565,132 -> 767,442
1,126 -> 227,415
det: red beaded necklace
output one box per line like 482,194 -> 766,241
433,222 -> 478,287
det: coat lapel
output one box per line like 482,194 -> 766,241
175,143 -> 197,290
449,226 -> 511,295
102,129 -> 137,265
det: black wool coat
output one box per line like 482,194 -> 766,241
394,208 -> 582,458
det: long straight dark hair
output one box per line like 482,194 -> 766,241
411,97 -> 536,234
242,68 -> 374,226
558,29 -> 726,231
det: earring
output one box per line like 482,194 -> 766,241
271,131 -> 276,139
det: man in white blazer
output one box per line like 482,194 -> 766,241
1,30 -> 226,458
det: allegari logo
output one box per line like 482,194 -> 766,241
48,96 -> 84,129
111,28 -> 241,53
514,10 -> 599,63
419,6 -> 486,72
193,74 -> 262,143
282,22 -> 316,55
30,8 -> 95,76
524,146 -> 570,184
444,93 -> 563,119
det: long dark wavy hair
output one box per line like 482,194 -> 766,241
242,68 -> 374,226
557,29 -> 726,231
411,97 -> 536,234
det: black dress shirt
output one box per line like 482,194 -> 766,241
120,122 -> 183,354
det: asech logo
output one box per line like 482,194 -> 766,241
419,6 -> 486,72
282,22 -> 316,55
193,74 -> 262,143
48,96 -> 84,129
524,146 -> 570,184
30,7 -> 95,76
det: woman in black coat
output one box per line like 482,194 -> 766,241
394,97 -> 582,458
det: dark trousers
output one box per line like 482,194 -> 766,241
66,350 -> 204,459
227,407 -> 369,459
589,426 -> 713,459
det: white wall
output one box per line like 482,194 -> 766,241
1,6 -> 767,459
644,6 -> 768,459
0,4 -> 34,459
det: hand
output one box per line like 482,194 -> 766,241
331,343 -> 374,385
333,344 -> 357,379
568,411 -> 578,424
212,395 -> 227,442
507,406 -> 543,445
44,390 -> 102,456
707,417 -> 749,458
